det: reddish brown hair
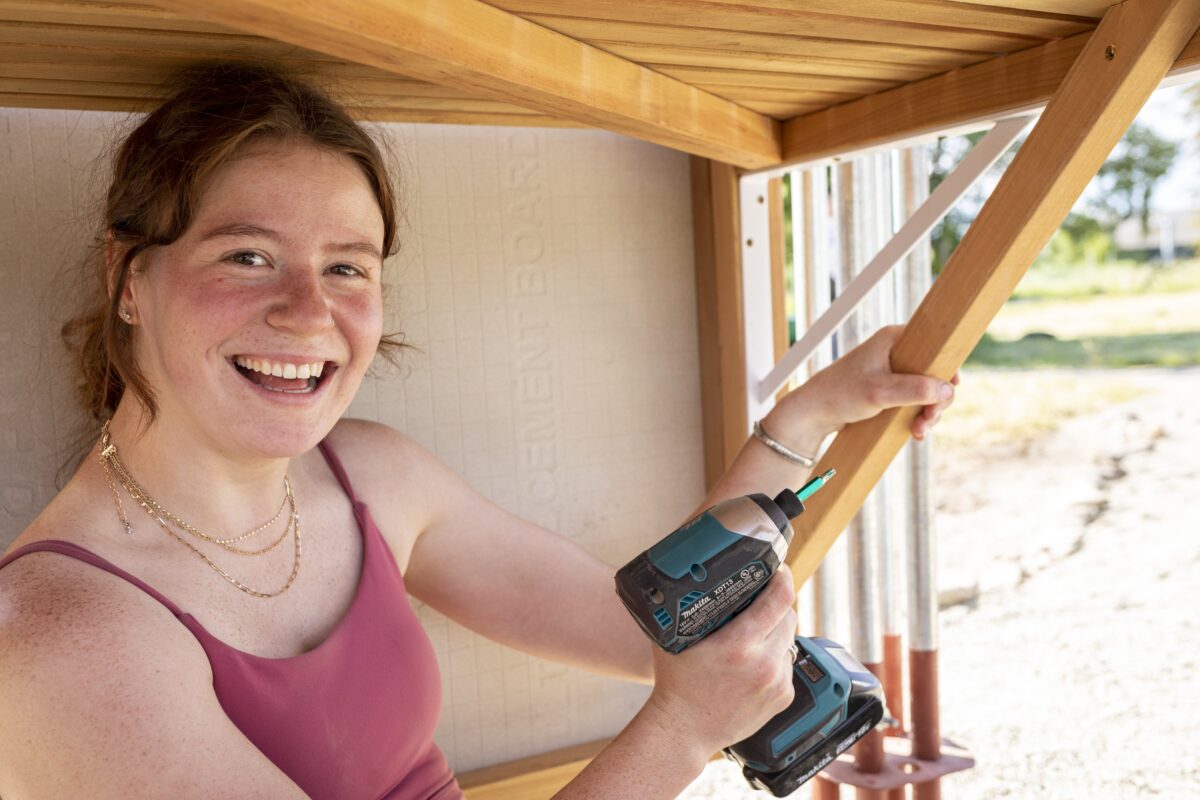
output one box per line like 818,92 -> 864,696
61,61 -> 406,436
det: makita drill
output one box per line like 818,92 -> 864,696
614,470 -> 885,796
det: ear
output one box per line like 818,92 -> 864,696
105,230 -> 140,321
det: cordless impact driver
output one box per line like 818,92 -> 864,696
614,470 -> 885,796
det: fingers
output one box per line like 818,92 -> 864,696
912,374 -> 959,439
712,570 -> 796,648
875,374 -> 952,409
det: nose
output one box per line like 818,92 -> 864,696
266,268 -> 335,335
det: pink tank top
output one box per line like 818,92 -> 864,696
0,440 -> 463,800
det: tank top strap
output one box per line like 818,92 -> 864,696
0,540 -> 187,617
316,439 -> 362,505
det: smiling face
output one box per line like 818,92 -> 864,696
120,138 -> 385,458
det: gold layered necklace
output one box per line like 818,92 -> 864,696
97,420 -> 302,599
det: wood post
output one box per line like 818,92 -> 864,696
786,0 -> 1200,587
690,157 -> 749,489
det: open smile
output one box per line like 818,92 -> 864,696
229,356 -> 340,399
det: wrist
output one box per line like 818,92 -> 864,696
641,689 -> 722,770
761,388 -> 837,458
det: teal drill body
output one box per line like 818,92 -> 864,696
614,471 -> 885,796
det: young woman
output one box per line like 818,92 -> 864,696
0,63 -> 956,799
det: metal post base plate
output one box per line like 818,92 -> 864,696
819,735 -> 974,791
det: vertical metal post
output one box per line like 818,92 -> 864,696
802,167 -> 843,640
869,152 -> 902,664
757,117 -> 1032,401
868,153 -> 908,800
839,158 -> 885,800
902,144 -> 942,800
804,165 -> 843,800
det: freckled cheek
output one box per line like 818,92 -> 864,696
341,293 -> 384,356
187,283 -> 262,324
152,284 -> 263,371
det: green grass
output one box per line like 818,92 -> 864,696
968,330 -> 1200,368
945,258 -> 1197,447
972,257 -> 1200,368
1011,259 -> 1200,301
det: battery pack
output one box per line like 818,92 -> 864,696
725,636 -> 885,797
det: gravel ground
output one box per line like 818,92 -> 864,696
680,368 -> 1200,799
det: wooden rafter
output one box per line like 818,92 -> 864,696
146,0 -> 781,169
786,0 -> 1200,584
781,26 -> 1200,165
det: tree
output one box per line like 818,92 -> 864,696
1091,122 -> 1178,236
928,120 -> 1178,270
927,130 -> 1020,273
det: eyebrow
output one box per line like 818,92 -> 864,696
196,222 -> 383,262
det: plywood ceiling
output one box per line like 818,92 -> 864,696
0,0 -> 1108,124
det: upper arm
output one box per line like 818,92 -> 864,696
0,558 -> 311,800
330,418 -> 652,682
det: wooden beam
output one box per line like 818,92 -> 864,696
519,14 -> 991,70
147,0 -> 781,169
781,25 -> 1200,166
492,1 -> 1071,53
457,739 -> 607,799
691,157 -> 748,490
786,0 -> 1200,584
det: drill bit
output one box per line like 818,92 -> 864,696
795,468 -> 836,502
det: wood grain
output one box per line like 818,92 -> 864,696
785,0 -> 1200,585
457,739 -> 608,799
782,26 -> 1200,166
492,0 -> 1068,52
691,157 -> 749,488
148,0 -> 782,169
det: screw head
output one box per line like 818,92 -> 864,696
1105,45 -> 1115,60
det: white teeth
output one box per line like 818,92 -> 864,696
234,356 -> 331,380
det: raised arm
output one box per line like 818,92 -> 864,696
700,325 -> 958,512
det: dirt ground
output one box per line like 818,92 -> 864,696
679,367 -> 1200,799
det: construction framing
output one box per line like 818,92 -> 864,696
467,1 -> 1200,795
3,1 -> 1200,797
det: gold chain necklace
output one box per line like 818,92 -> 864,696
103,446 -> 294,555
97,420 -> 302,599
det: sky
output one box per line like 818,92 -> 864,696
1135,78 -> 1199,213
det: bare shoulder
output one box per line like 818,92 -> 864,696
321,418 -> 441,517
323,417 -> 429,469
322,418 -> 484,572
325,417 -> 481,507
0,555 -> 307,798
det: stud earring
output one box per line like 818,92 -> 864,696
119,307 -> 133,323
